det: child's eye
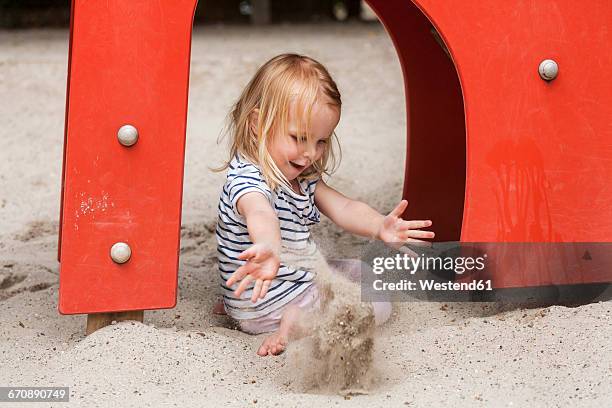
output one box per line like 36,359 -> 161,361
318,140 -> 328,145
290,135 -> 305,143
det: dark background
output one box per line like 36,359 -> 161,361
0,0 -> 364,28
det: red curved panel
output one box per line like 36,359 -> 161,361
410,0 -> 612,243
369,0 -> 612,287
366,0 -> 466,243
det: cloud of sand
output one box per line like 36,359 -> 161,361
284,249 -> 377,394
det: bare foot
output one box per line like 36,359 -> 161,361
257,304 -> 305,357
212,300 -> 227,315
257,332 -> 288,356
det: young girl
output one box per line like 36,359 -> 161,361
215,53 -> 434,356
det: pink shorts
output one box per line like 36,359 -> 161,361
237,283 -> 321,335
233,259 -> 392,335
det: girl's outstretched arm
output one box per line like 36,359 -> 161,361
314,180 -> 435,245
226,192 -> 281,302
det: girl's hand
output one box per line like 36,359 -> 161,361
226,243 -> 281,303
377,200 -> 435,248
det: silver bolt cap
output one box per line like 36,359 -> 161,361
110,242 -> 131,264
117,125 -> 139,147
539,59 -> 559,81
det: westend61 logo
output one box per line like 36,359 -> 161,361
371,253 -> 487,275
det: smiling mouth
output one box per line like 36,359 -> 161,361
289,161 -> 307,171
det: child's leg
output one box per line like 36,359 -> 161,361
328,258 -> 392,326
238,284 -> 319,356
256,304 -> 307,356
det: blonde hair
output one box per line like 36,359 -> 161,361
215,53 -> 342,191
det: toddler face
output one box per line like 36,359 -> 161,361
269,98 -> 340,182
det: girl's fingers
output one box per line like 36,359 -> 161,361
226,269 -> 244,288
251,279 -> 263,303
259,280 -> 272,299
399,220 -> 433,230
404,230 -> 435,239
237,246 -> 258,261
227,262 -> 257,287
240,245 -> 274,263
389,200 -> 408,217
234,274 -> 253,297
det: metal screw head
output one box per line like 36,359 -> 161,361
117,125 -> 138,147
110,242 -> 131,264
538,59 -> 559,81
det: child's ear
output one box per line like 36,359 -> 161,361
249,108 -> 260,135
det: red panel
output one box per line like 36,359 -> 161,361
409,0 -> 612,243
369,0 -> 612,287
59,0 -> 198,314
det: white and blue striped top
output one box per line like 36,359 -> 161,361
216,154 -> 321,320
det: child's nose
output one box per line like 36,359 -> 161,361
303,143 -> 316,159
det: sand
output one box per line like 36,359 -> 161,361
287,253 -> 376,394
1,24 -> 611,407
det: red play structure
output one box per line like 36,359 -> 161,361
58,1 -> 612,329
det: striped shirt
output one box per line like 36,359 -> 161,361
216,154 -> 322,320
